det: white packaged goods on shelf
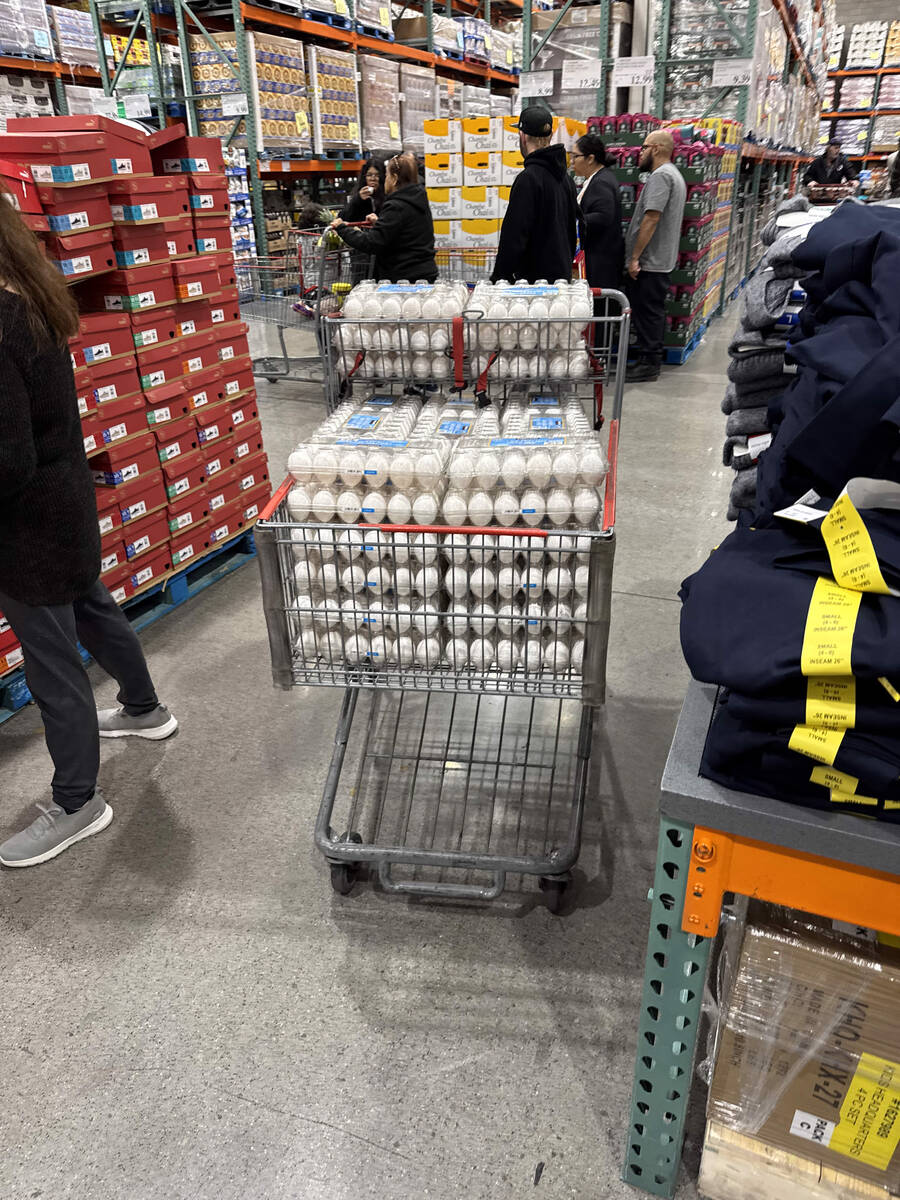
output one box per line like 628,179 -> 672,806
837,76 -> 876,110
0,0 -> 53,60
827,23 -> 845,70
307,44 -> 361,155
355,0 -> 392,36
49,5 -> 99,67
399,63 -> 435,154
0,71 -> 51,131
358,54 -> 402,152
462,85 -> 492,118
886,22 -> 900,69
878,76 -> 900,109
435,78 -> 463,120
845,22 -> 888,69
872,112 -> 900,147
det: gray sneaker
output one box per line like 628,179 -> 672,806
0,791 -> 113,868
97,704 -> 178,740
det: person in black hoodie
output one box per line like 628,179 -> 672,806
0,196 -> 176,869
332,152 -> 437,282
571,131 -> 624,290
491,106 -> 578,284
339,156 -> 386,222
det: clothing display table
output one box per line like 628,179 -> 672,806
622,679 -> 900,1199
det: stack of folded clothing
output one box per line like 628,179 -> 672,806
685,201 -> 900,823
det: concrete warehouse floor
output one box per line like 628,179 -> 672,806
0,315 -> 732,1200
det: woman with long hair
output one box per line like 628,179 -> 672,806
340,156 -> 386,222
331,152 -> 437,283
0,197 -> 175,869
571,131 -> 625,290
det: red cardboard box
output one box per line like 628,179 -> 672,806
212,250 -> 236,290
170,521 -> 211,569
172,257 -> 219,301
192,216 -> 231,255
92,443 -> 159,486
108,175 -> 190,225
100,538 -> 126,578
78,353 -> 142,405
156,417 -> 200,465
106,571 -> 135,605
90,429 -> 156,472
167,490 -> 208,533
118,473 -> 167,524
112,225 -> 170,270
221,357 -> 254,401
144,380 -> 188,428
71,311 -> 133,369
96,487 -> 123,537
183,363 -> 225,413
188,174 -> 228,214
208,503 -> 245,548
137,339 -> 185,391
240,482 -> 269,524
82,411 -> 103,457
130,547 -> 171,592
231,418 -> 264,464
123,511 -> 170,561
163,213 -> 194,258
229,393 -> 259,430
0,130 -> 148,185
195,404 -> 232,448
0,157 -> 42,214
44,227 -> 115,280
210,288 -> 240,327
38,182 -> 111,234
97,395 -> 148,448
0,639 -> 24,675
206,475 -> 241,515
154,134 -> 224,176
161,449 -> 205,501
6,115 -> 154,179
77,383 -> 97,418
202,441 -> 230,481
216,326 -> 249,366
79,261 -> 176,313
179,329 -> 219,375
131,305 -> 177,351
235,451 -> 269,494
174,298 -> 212,337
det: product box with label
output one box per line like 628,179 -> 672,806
176,328 -> 220,376
95,485 -> 122,537
195,403 -> 233,449
161,449 -> 206,502
112,225 -> 170,271
137,339 -> 186,392
38,182 -> 111,234
239,482 -> 268,525
173,298 -> 213,338
230,418 -> 264,465
192,215 -> 231,255
7,114 -> 155,175
78,352 -> 142,407
95,392 -> 147,449
709,906 -> 900,1192
0,156 -> 42,215
207,503 -> 245,548
167,487 -> 209,534
143,379 -> 188,429
215,325 -> 249,367
184,363 -> 225,413
153,132 -> 225,177
423,118 -> 463,154
164,213 -> 195,259
202,442 -> 230,483
235,451 -> 269,495
99,538 -> 126,580
114,471 -> 167,524
498,149 -> 523,185
229,393 -> 258,431
459,184 -> 498,219
220,359 -> 254,401
129,546 -> 171,592
130,305 -> 177,353
172,256 -> 220,302
0,130 -> 143,187
187,173 -> 228,216
122,510 -> 170,561
427,186 -> 461,220
154,415 -> 199,465
211,285 -> 240,325
44,227 -> 114,280
0,624 -> 23,675
424,152 -> 463,188
92,437 -> 158,486
108,176 -> 189,224
169,521 -> 211,569
211,249 -> 236,290
461,116 -> 501,153
463,151 -> 499,187
69,310 -> 132,369
79,261 -> 176,313
206,473 -> 242,516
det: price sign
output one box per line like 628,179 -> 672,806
519,70 -> 554,98
611,55 -> 655,89
93,93 -> 151,119
561,58 -> 603,92
711,57 -> 753,88
222,92 -> 249,117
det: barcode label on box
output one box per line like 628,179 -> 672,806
32,162 -> 91,183
96,384 -> 118,402
104,422 -> 127,443
49,210 -> 89,231
236,441 -> 250,458
84,434 -> 98,454
172,543 -> 193,564
78,396 -> 89,416
225,380 -> 240,396
209,493 -> 225,510
240,473 -> 256,490
206,457 -> 222,475
161,441 -> 181,460
121,462 -> 140,482
111,158 -> 133,175
101,551 -> 119,573
62,255 -> 94,276
111,586 -> 127,604
99,514 -> 114,535
169,478 -> 190,497
148,406 -> 171,425
232,408 -> 245,424
167,240 -> 177,255
7,647 -> 23,668
135,328 -> 158,347
124,500 -> 147,521
790,1110 -> 835,1148
85,342 -> 111,363
220,345 -> 235,361
129,535 -> 151,556
185,356 -> 203,373
173,511 -> 193,530
180,319 -> 196,336
133,290 -> 156,309
243,504 -> 259,520
199,424 -> 219,443
211,308 -> 225,323
186,281 -> 203,297
212,523 -> 229,542
133,565 -> 154,586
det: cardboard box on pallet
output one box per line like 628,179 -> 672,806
229,393 -> 258,431
172,256 -> 219,302
91,434 -> 159,485
136,340 -> 186,392
108,176 -> 190,225
0,130 -> 149,187
169,521 -> 211,569
216,325 -> 249,366
100,538 -> 126,580
212,249 -> 236,290
7,114 -> 155,172
79,353 -> 141,406
161,449 -> 206,502
144,380 -> 189,429
708,905 -> 900,1193
188,174 -> 228,216
115,471 -> 167,525
164,214 -> 195,259
193,215 -> 232,255
44,227 -> 115,280
79,261 -> 176,313
0,627 -> 24,675
112,225 -> 170,270
38,182 -> 111,234
173,298 -> 214,338
131,305 -> 177,351
0,156 -> 42,216
128,546 -> 172,593
154,415 -> 200,466
208,502 -> 246,548
206,473 -> 242,516
221,358 -> 254,401
122,510 -> 170,562
153,132 -> 224,178
231,418 -> 264,465
167,488 -> 209,536
211,287 -> 240,327
235,451 -> 269,495
195,404 -> 233,450
239,482 -> 268,525
183,363 -> 225,413
69,310 -> 132,369
95,395 -> 151,450
178,329 -> 220,376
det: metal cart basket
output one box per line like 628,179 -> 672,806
255,289 -> 630,908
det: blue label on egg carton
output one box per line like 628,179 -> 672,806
439,421 -> 471,435
334,438 -> 409,448
497,285 -> 559,297
532,417 -> 563,430
368,395 -> 395,406
345,414 -> 381,429
490,436 -> 566,447
375,283 -> 433,292
531,395 -> 559,405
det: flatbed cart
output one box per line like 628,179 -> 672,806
255,290 -> 629,910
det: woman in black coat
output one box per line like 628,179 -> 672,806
339,156 -> 386,222
572,132 -> 624,290
332,152 -> 437,283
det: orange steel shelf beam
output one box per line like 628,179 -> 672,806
258,158 -> 364,173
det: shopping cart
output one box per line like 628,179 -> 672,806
238,227 -> 369,386
255,290 -> 630,909
435,246 -> 495,285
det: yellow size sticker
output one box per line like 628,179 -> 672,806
811,764 -> 858,793
830,1053 -> 900,1169
800,577 -> 861,676
295,112 -> 309,134
334,0 -> 348,12
789,724 -> 845,766
879,676 -> 900,702
348,120 -> 359,139
831,790 -> 879,807
821,493 -> 892,594
806,676 -> 856,729
379,5 -> 389,24
389,120 -> 400,139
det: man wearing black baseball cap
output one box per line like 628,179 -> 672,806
490,105 -> 578,284
803,137 -> 859,189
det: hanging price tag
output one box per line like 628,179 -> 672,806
334,0 -> 349,12
561,58 -> 603,91
711,57 -> 753,87
519,70 -> 554,98
295,111 -> 310,135
222,92 -> 249,117
389,120 -> 400,140
611,55 -> 655,89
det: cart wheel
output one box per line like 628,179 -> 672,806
539,873 -> 574,915
330,863 -> 357,895
266,377 -> 280,384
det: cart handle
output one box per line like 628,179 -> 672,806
604,417 -> 619,533
371,523 -> 548,537
259,477 -> 293,522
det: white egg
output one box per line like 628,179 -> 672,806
312,488 -> 335,522
414,635 -> 443,667
298,627 -> 319,659
312,446 -> 338,485
393,565 -> 416,597
442,491 -> 469,525
445,566 -> 470,598
545,532 -> 576,561
446,637 -> 470,670
521,565 -> 543,599
412,492 -> 439,525
401,293 -> 422,320
570,638 -> 584,673
361,532 -> 386,561
430,326 -> 450,352
323,630 -> 347,661
341,597 -> 365,630
467,533 -> 497,563
364,564 -> 392,595
362,449 -> 389,486
411,532 -> 439,564
493,490 -> 520,527
293,593 -> 316,630
579,445 -> 607,486
414,566 -> 441,597
448,448 -> 476,490
360,490 -> 387,523
470,601 -> 498,637
335,490 -> 360,523
474,450 -> 500,490
343,630 -> 369,663
469,638 -> 495,671
467,490 -> 494,526
519,489 -> 546,527
496,638 -> 520,672
573,487 -> 600,526
293,559 -> 318,594
501,449 -> 527,489
387,492 -> 412,525
443,533 -> 470,565
337,527 -> 364,560
553,448 -> 579,488
572,563 -> 590,596
416,450 -> 442,490
288,444 -> 314,483
526,449 -> 552,488
390,634 -> 416,665
287,485 -> 311,521
341,563 -> 367,593
496,603 -> 523,636
367,632 -> 393,667
470,566 -> 496,599
496,534 -> 526,565
544,565 -> 574,600
390,451 -> 416,490
544,600 -> 572,634
549,353 -> 568,378
497,566 -> 521,599
317,562 -> 342,595
340,449 -> 364,488
545,487 -> 573,527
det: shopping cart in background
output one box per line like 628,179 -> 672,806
238,227 -> 370,386
255,290 -> 630,910
435,246 -> 495,286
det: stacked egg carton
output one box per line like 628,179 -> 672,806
466,279 -> 593,384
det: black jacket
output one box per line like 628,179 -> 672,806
337,184 -> 437,282
578,166 -> 624,290
339,188 -> 382,222
491,144 -> 578,284
0,292 -> 100,606
803,153 -> 857,186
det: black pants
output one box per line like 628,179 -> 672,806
0,580 -> 158,813
627,270 -> 670,365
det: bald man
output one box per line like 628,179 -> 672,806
624,129 -> 686,383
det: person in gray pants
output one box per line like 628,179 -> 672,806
0,197 -> 176,869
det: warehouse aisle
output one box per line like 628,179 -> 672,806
0,318 -> 732,1200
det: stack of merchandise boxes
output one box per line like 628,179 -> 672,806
886,21 -> 900,68
399,62 -> 435,154
393,12 -> 460,56
424,115 -> 524,251
454,15 -> 490,62
223,146 -> 256,266
835,74 -> 877,111
0,0 -> 53,60
434,78 -> 463,122
489,23 -> 521,74
825,22 -> 844,70
844,20 -> 888,68
358,54 -> 402,153
355,0 -> 392,39
49,5 -> 100,68
0,119 -> 268,618
307,45 -> 361,155
530,4 -> 606,118
0,73 -> 52,134
461,85 -> 491,117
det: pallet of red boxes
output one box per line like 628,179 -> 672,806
0,117 -> 269,607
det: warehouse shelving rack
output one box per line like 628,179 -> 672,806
521,0 -> 611,115
822,65 -> 900,165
